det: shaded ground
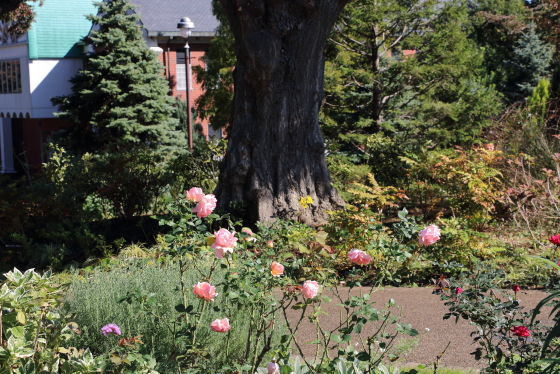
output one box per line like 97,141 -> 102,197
281,287 -> 552,372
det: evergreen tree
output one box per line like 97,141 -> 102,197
506,25 -> 554,99
321,0 -> 501,149
52,0 -> 183,155
193,0 -> 235,132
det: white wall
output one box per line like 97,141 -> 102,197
0,43 -> 31,118
29,58 -> 83,118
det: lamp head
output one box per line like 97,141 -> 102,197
177,17 -> 195,38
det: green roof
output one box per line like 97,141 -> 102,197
27,0 -> 96,59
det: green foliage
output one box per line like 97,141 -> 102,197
347,174 -> 407,214
505,25 -> 554,100
527,78 -> 551,121
322,0 -> 501,150
193,0 -> 235,132
402,146 -> 506,225
51,0 -> 183,155
437,264 -> 554,373
465,0 -> 528,94
326,154 -> 372,202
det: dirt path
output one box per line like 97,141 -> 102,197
281,287 -> 552,372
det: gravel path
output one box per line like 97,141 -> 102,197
281,287 -> 552,372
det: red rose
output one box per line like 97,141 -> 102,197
511,326 -> 531,337
512,284 -> 521,292
549,235 -> 560,245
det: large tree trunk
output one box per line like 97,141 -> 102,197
215,0 -> 347,226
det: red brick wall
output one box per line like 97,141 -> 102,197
158,42 -> 212,139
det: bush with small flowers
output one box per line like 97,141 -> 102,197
435,263 -> 554,373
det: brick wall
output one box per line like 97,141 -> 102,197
158,42 -> 212,139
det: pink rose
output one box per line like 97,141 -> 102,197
302,280 -> 319,299
242,227 -> 256,242
455,287 -> 463,295
210,318 -> 231,333
186,187 -> 205,202
512,284 -> 521,292
419,225 -> 441,246
193,282 -> 218,301
267,362 -> 280,374
270,262 -> 284,277
192,194 -> 217,218
511,326 -> 530,337
348,248 -> 372,265
212,228 -> 238,258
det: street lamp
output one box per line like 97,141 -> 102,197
177,17 -> 195,149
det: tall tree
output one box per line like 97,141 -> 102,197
321,0 -> 502,149
214,0 -> 348,226
193,0 -> 235,133
52,0 -> 183,155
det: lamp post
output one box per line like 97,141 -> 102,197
177,17 -> 194,149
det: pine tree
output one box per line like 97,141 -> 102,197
321,0 -> 502,148
51,0 -> 183,155
506,25 -> 553,99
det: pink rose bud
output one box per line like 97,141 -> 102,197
212,228 -> 238,258
455,287 -> 463,295
549,235 -> 560,246
511,325 -> 530,337
242,228 -> 256,242
185,187 -> 205,202
267,362 -> 280,374
267,240 -> 274,248
210,318 -> 231,333
193,282 -> 218,301
192,194 -> 217,218
302,280 -> 319,299
348,248 -> 372,265
418,225 -> 441,246
512,284 -> 521,292
270,262 -> 284,277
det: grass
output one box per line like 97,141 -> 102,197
62,256 -> 282,372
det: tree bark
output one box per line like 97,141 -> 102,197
215,0 -> 347,226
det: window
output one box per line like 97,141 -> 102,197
0,59 -> 22,94
176,50 -> 186,91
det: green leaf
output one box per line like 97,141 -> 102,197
356,351 -> 371,361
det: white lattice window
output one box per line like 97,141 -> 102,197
176,64 -> 186,91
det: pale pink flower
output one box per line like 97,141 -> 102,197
270,262 -> 284,277
348,248 -> 372,265
210,318 -> 231,333
193,282 -> 218,301
302,280 -> 319,299
212,228 -> 238,258
418,225 -> 441,246
267,362 -> 280,374
185,187 -> 205,202
192,194 -> 217,218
